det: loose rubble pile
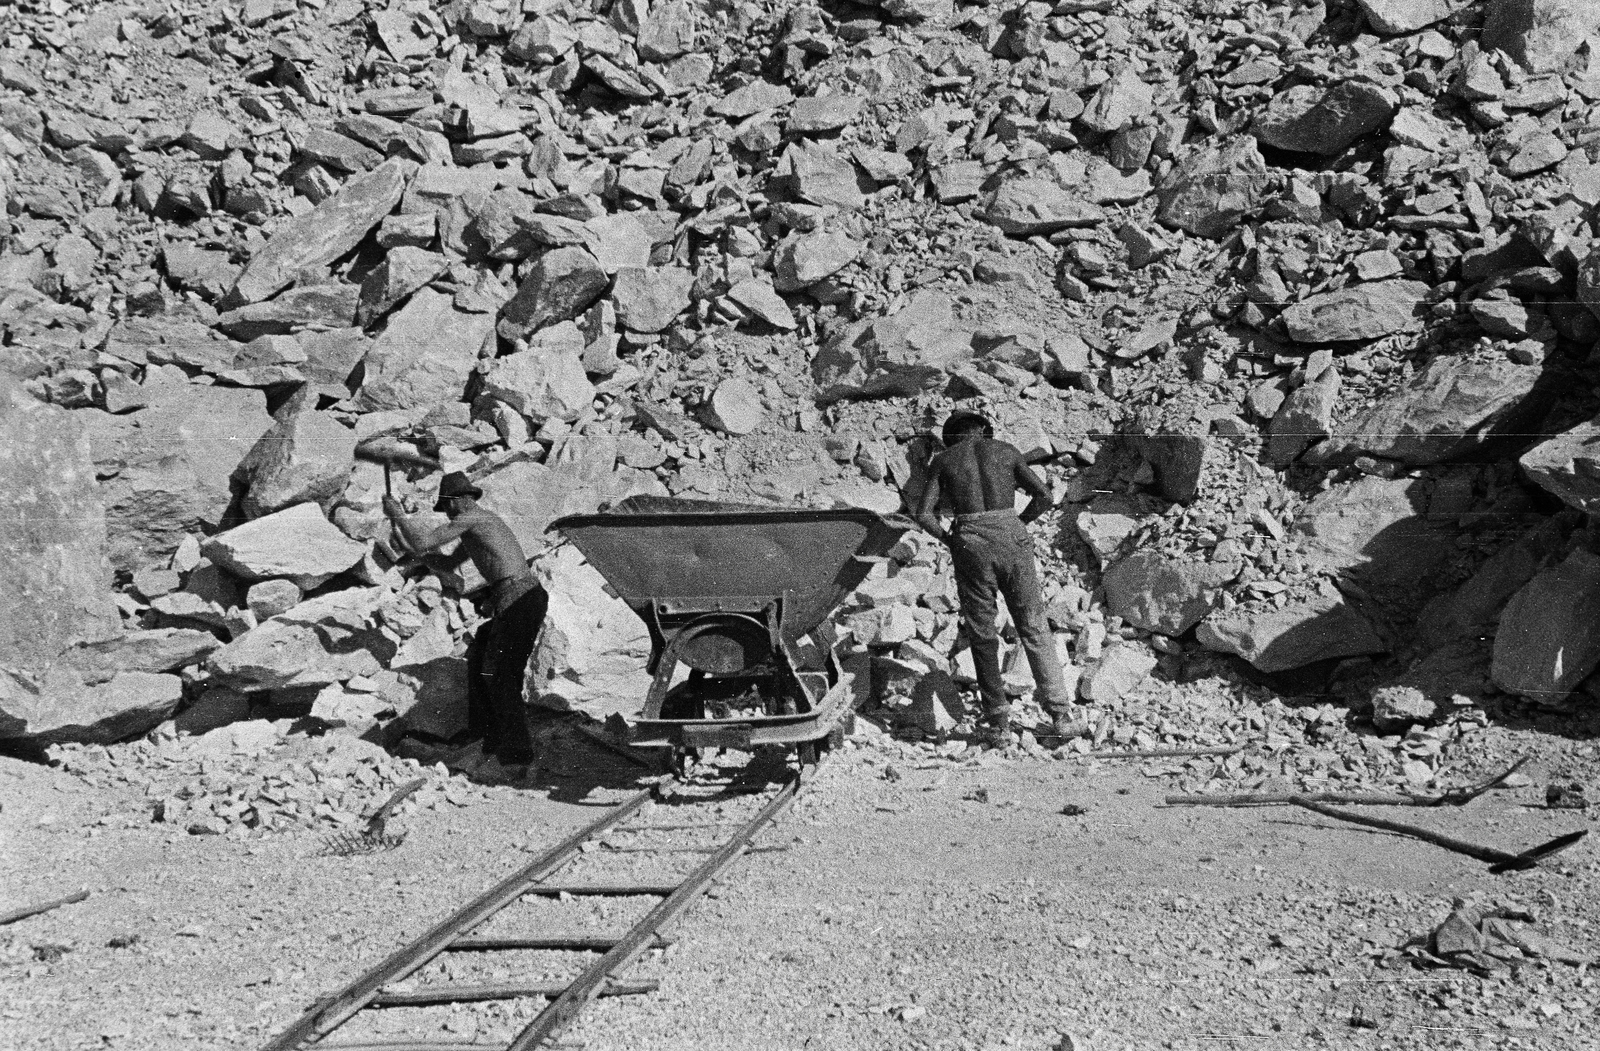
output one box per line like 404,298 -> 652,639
51,722 -> 483,838
5,0 -> 1600,799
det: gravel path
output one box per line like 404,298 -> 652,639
3,730 -> 1595,1051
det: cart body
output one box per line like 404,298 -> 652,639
549,496 -> 913,753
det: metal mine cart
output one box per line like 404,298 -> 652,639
550,496 -> 914,766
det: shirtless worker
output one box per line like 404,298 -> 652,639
384,472 -> 545,766
913,411 -> 1074,746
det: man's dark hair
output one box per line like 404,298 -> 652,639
942,410 -> 993,446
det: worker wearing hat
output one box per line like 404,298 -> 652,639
384,472 -> 543,766
913,411 -> 1074,746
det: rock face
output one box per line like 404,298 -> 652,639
1293,476 -> 1453,600
224,159 -> 409,307
1520,418 -> 1600,513
357,288 -> 496,411
1196,592 -> 1387,672
1253,81 -> 1397,154
1281,280 -> 1428,342
1156,138 -> 1271,239
524,544 -> 653,720
233,392 -> 357,519
1491,549 -> 1600,699
0,669 -> 184,745
1314,353 -> 1543,464
201,503 -> 367,589
1,380 -> 120,670
206,587 -> 395,691
1103,552 -> 1234,635
1481,0 -> 1600,73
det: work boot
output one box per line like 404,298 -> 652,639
1050,712 -> 1091,740
981,714 -> 1015,749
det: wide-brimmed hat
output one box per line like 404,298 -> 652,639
434,471 -> 482,510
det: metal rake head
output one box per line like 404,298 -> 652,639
321,826 -> 407,857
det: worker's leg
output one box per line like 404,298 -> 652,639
465,619 -> 495,741
488,586 -> 547,764
994,522 -> 1071,715
950,533 -> 1007,725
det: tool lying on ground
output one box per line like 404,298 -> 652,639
551,496 -> 912,769
1289,796 -> 1587,873
0,889 -> 89,926
322,778 -> 427,857
1165,757 -> 1530,808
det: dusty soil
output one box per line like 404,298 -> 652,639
3,702 -> 1597,1051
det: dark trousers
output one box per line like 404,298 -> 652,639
466,582 -> 547,763
950,510 -> 1070,720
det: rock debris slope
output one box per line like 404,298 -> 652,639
3,0 -> 1600,792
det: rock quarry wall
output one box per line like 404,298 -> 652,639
3,0 -> 1600,748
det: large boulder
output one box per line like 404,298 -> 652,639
524,544 -> 653,720
1313,352 -> 1543,465
1196,591 -> 1387,672
1419,516 -> 1570,646
201,503 -> 367,589
978,178 -> 1104,236
1357,0 -> 1474,33
357,287 -> 495,411
1,381 -> 120,670
205,587 -> 396,691
58,628 -> 220,685
477,446 -> 668,557
810,290 -> 975,401
1103,552 -> 1235,635
1155,138 -> 1273,239
0,668 -> 184,745
224,159 -> 409,307
1079,66 -> 1156,134
1481,0 -> 1600,73
1520,419 -> 1600,513
497,246 -> 609,341
477,321 -> 596,424
610,266 -> 694,331
1281,280 -> 1428,342
1293,475 -> 1453,598
83,375 -> 274,570
1491,549 -> 1600,699
1253,81 -> 1398,154
773,231 -> 863,291
233,391 -> 357,519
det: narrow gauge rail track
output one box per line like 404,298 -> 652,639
260,761 -> 811,1051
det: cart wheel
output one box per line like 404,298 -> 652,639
670,747 -> 699,778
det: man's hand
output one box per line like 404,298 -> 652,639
382,494 -> 404,520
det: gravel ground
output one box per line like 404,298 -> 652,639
2,711 -> 1597,1051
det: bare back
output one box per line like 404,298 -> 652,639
454,507 -> 530,584
931,438 -> 1035,514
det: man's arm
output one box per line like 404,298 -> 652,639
383,496 -> 473,553
912,460 -> 952,544
1014,452 -> 1053,525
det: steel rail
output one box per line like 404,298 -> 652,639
506,769 -> 804,1050
259,783 -> 661,1051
